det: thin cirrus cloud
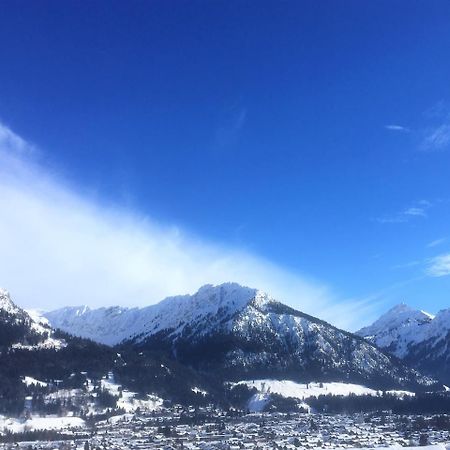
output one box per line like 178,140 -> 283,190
384,102 -> 450,151
420,101 -> 450,151
0,121 -> 371,330
376,201 -> 431,224
426,253 -> 450,277
422,123 -> 450,151
384,124 -> 410,132
427,237 -> 447,248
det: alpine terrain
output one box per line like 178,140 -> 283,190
357,303 -> 450,384
45,283 -> 438,391
0,288 -> 222,415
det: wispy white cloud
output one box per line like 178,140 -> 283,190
426,253 -> 450,277
0,121 -> 35,155
427,237 -> 447,248
385,101 -> 450,152
376,201 -> 432,224
0,122 -> 369,330
422,123 -> 450,151
420,101 -> 450,151
385,124 -> 410,132
403,207 -> 427,217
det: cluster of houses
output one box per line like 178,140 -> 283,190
1,409 -> 449,450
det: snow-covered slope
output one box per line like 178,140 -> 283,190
236,379 -> 414,412
357,303 -> 450,383
237,380 -> 380,400
0,288 -> 64,349
357,303 -> 434,358
0,288 -> 24,316
46,283 -> 438,390
45,283 -> 258,346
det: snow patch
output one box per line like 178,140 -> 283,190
0,415 -> 85,433
236,380 -> 415,401
23,376 -> 48,387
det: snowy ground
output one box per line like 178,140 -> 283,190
237,379 -> 414,399
100,374 -> 163,412
235,379 -> 415,412
0,415 -> 85,433
23,376 -> 48,387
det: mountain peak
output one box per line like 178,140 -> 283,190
195,282 -> 258,303
360,302 -> 432,334
357,302 -> 435,359
0,288 -> 22,315
357,302 -> 450,382
45,282 -> 262,346
386,302 -> 414,314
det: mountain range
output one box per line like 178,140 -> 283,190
44,283 -> 436,390
1,282 -> 448,415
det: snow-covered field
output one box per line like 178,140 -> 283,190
236,379 -> 415,412
238,379 -> 414,399
100,374 -> 163,412
239,380 -> 378,399
23,376 -> 48,387
0,415 -> 85,433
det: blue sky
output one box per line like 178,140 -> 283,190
1,1 -> 450,328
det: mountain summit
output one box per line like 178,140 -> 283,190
357,303 -> 434,358
45,283 -> 262,346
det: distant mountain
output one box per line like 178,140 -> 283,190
357,303 -> 435,358
46,283 -> 438,391
357,303 -> 450,384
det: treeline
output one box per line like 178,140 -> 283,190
0,331 -> 226,415
0,309 -> 47,349
306,392 -> 450,414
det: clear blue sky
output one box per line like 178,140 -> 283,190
1,1 -> 450,319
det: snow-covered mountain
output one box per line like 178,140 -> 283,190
45,283 -> 258,346
0,288 -> 220,409
356,303 -> 435,358
0,288 -> 62,350
357,303 -> 450,383
45,283 -> 437,390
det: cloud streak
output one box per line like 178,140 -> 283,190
376,201 -> 432,224
422,123 -> 450,151
420,101 -> 450,151
427,237 -> 447,248
384,124 -> 410,133
0,122 -> 370,330
426,253 -> 450,277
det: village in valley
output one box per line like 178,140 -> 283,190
1,407 -> 450,450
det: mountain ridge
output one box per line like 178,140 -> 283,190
45,282 -> 261,345
44,283 -> 438,391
